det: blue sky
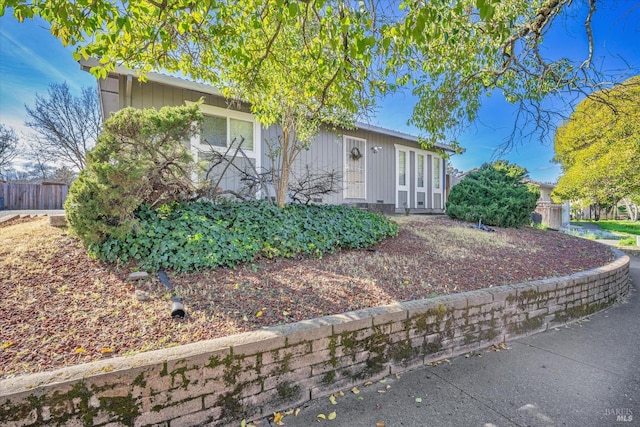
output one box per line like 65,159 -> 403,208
1,2 -> 638,183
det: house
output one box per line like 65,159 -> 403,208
80,59 -> 456,214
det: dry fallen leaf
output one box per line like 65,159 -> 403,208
294,408 -> 300,417
1,341 -> 15,349
272,412 -> 284,426
351,387 -> 360,394
364,381 -> 373,386
328,411 -> 336,420
74,347 -> 86,354
415,397 -> 422,403
329,395 -> 337,405
256,311 -> 263,317
317,413 -> 326,420
376,420 -> 385,426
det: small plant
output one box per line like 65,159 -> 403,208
619,236 -> 637,246
403,203 -> 410,216
531,222 -> 549,230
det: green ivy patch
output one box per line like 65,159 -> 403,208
92,201 -> 398,272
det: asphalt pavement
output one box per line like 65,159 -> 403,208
279,255 -> 639,427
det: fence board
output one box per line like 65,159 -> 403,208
0,183 -> 69,210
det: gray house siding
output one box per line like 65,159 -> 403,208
93,72 -> 448,212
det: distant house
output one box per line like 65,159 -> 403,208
80,59 -> 457,214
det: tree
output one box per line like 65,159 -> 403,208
65,104 -> 204,246
3,0 -> 636,199
0,124 -> 18,174
25,82 -> 101,171
552,76 -> 640,221
446,161 -> 540,228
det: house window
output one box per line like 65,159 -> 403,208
201,114 -> 254,151
398,150 -> 407,186
344,136 -> 366,199
201,115 -> 226,147
190,102 -> 259,157
417,154 -> 424,188
433,156 -> 441,190
229,117 -> 254,150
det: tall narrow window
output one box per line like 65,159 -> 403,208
417,154 -> 424,188
398,150 -> 406,186
433,157 -> 441,190
344,136 -> 366,199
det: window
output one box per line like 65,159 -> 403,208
201,115 -> 226,147
201,115 -> 254,151
433,157 -> 441,190
229,117 -> 254,150
398,150 -> 406,186
417,154 -> 424,188
344,136 -> 366,199
191,102 -> 259,156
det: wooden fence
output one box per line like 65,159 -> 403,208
0,182 -> 69,210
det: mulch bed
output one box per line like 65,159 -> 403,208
0,215 -> 615,379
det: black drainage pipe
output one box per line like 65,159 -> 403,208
157,270 -> 186,319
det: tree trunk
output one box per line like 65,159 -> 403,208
623,197 -> 639,222
274,127 -> 292,208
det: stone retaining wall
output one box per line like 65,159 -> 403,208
0,251 -> 630,427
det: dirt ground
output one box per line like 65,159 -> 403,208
0,215 -> 614,378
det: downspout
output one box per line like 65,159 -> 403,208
157,270 -> 186,319
125,74 -> 133,108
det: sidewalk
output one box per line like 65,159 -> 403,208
279,256 -> 639,427
0,209 -> 64,223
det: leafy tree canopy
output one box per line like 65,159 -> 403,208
1,0 -> 630,146
552,76 -> 640,218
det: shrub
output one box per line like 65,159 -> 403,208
94,201 -> 399,272
65,104 -> 203,246
446,161 -> 539,228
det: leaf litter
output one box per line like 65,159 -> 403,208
1,216 -> 614,378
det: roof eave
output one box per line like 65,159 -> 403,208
79,58 -> 222,97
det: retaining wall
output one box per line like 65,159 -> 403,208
0,251 -> 630,427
